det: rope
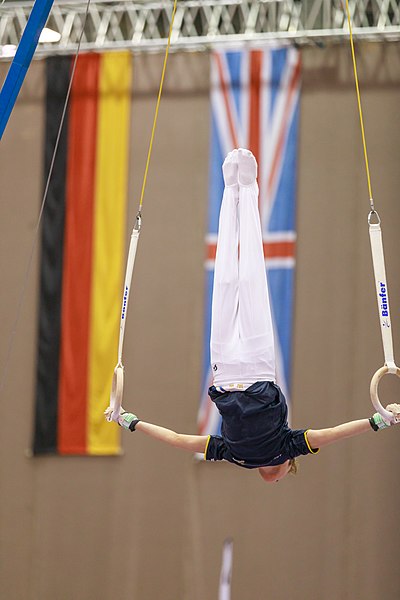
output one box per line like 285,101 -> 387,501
137,0 -> 178,215
107,0 -> 178,419
0,0 -> 92,397
344,0 -> 374,212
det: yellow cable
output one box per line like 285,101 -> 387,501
138,0 -> 178,214
344,0 -> 374,209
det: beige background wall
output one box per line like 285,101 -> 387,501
0,43 -> 399,600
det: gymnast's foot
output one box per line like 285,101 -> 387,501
222,149 -> 239,187
238,148 -> 257,186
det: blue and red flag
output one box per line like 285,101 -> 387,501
198,46 -> 301,436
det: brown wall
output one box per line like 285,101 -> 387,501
0,43 -> 400,600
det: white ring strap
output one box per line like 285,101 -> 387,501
368,212 -> 399,422
368,215 -> 396,372
107,218 -> 141,421
117,220 -> 141,364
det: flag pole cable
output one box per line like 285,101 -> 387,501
0,0 -> 92,399
344,0 -> 400,422
106,0 -> 178,422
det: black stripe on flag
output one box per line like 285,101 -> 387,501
33,56 -> 72,454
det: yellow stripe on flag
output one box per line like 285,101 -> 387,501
88,52 -> 132,454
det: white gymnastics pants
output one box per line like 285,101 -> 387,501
210,179 -> 276,387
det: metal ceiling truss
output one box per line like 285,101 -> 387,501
1,0 -> 400,55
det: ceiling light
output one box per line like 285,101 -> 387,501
39,28 -> 61,43
0,45 -> 17,58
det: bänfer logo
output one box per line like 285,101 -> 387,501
121,286 -> 129,320
379,282 -> 389,318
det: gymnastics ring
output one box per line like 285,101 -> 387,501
370,365 -> 400,423
107,364 -> 124,422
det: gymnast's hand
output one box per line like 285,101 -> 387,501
371,403 -> 400,429
386,403 -> 400,421
104,404 -> 125,422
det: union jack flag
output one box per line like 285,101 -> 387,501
198,46 -> 301,436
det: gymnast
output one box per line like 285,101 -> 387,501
107,148 -> 400,483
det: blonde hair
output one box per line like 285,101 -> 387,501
288,458 -> 299,475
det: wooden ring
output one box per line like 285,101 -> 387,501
110,365 -> 124,421
370,365 -> 400,423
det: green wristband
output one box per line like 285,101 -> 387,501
370,412 -> 391,431
119,412 -> 140,431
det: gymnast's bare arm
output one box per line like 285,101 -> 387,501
135,421 -> 209,454
306,402 -> 400,448
306,419 -> 371,448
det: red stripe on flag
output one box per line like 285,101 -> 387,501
262,240 -> 295,259
215,53 -> 239,149
58,54 -> 100,454
249,50 -> 262,165
206,240 -> 295,261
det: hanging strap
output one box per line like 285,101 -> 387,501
107,0 -> 178,420
345,0 -> 374,212
345,0 -> 400,422
117,215 -> 141,365
368,213 -> 396,372
137,0 -> 178,216
115,0 -> 178,366
368,213 -> 400,422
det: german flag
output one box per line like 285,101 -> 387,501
33,52 -> 132,455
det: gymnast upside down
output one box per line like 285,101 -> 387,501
106,148 -> 400,483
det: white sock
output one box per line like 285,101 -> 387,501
238,148 -> 257,186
